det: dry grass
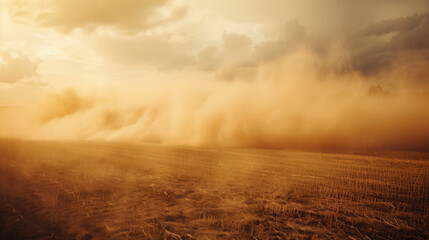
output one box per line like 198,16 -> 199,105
0,139 -> 428,239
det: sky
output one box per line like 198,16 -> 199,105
1,0 -> 429,150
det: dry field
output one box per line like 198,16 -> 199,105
0,139 -> 428,240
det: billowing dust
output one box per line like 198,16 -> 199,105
2,48 -> 429,150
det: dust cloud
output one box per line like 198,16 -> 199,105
2,48 -> 429,150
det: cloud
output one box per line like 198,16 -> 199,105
7,0 -> 424,82
5,0 -> 181,34
196,21 -> 344,80
350,12 -> 429,76
0,46 -> 39,83
199,0 -> 429,36
194,12 -> 429,80
197,32 -> 253,79
253,21 -> 310,62
193,1 -> 429,79
93,11 -> 429,83
390,14 -> 429,50
360,13 -> 428,37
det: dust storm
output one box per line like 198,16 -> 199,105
3,48 -> 428,150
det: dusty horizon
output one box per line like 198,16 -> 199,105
1,0 -> 429,150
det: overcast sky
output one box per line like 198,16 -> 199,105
1,1 -> 429,149
1,0 -> 428,104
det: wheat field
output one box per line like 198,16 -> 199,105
0,139 -> 428,239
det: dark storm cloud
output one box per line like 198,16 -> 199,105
351,12 -> 429,76
360,13 -> 428,37
200,11 -> 429,80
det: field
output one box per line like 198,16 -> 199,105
0,140 -> 428,240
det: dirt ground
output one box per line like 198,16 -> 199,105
0,140 -> 428,239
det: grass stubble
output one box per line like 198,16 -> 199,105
0,139 -> 428,239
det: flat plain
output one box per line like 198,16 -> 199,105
0,139 -> 428,240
